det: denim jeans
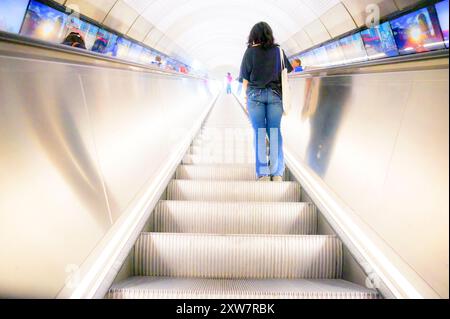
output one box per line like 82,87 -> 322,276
247,87 -> 285,178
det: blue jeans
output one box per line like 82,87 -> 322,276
247,88 -> 285,178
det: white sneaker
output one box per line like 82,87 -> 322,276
258,176 -> 271,182
272,176 -> 283,182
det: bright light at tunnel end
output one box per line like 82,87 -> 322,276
191,59 -> 204,72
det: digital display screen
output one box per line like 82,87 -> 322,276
139,48 -> 154,65
0,0 -> 30,34
128,43 -> 144,62
390,6 -> 445,54
324,41 -> 346,66
114,37 -> 132,59
361,22 -> 399,59
307,51 -> 317,67
65,16 -> 99,50
20,0 -> 68,43
339,33 -> 368,63
436,0 -> 449,48
301,51 -> 316,68
312,46 -> 330,67
167,58 -> 180,71
95,28 -> 118,55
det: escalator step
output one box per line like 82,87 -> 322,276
176,164 -> 289,181
182,153 -> 255,165
167,180 -> 301,202
107,277 -> 379,299
133,233 -> 342,279
190,145 -> 254,157
150,201 -> 317,235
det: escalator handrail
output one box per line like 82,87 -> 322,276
0,31 -> 204,80
290,50 -> 449,78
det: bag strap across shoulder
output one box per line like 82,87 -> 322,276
279,47 -> 286,71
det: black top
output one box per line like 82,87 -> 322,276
239,45 -> 293,94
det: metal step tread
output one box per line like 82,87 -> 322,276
108,277 -> 378,299
151,201 -> 317,235
167,180 -> 301,202
191,139 -> 253,150
182,154 -> 255,165
192,141 -> 254,151
133,233 -> 342,279
186,150 -> 255,157
193,137 -> 253,144
176,164 -> 290,181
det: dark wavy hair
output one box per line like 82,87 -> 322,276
62,32 -> 86,49
248,22 -> 277,49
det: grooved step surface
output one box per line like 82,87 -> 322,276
191,142 -> 254,153
167,180 -> 301,202
107,277 -> 379,299
190,145 -> 255,157
182,154 -> 256,165
193,138 -> 253,146
176,164 -> 257,181
108,94 -> 379,300
133,233 -> 342,279
150,201 -> 317,235
196,131 -> 253,140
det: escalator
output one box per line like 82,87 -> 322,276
106,93 -> 379,299
0,25 -> 447,300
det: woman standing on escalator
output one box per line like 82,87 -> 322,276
239,22 -> 293,182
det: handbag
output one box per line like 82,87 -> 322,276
279,47 -> 292,115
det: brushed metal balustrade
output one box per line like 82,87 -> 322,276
0,42 -> 217,298
283,64 -> 449,298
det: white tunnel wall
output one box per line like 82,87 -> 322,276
57,0 -> 117,21
126,15 -> 153,42
342,0 -> 398,27
321,3 -> 357,38
103,1 -> 140,34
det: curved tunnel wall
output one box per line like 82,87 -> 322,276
0,45 -> 218,298
52,0 -> 424,76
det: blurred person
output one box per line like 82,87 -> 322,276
292,58 -> 304,72
226,73 -> 233,94
237,79 -> 243,95
91,37 -> 108,54
180,65 -> 187,74
153,55 -> 162,67
239,22 -> 293,182
62,32 -> 86,49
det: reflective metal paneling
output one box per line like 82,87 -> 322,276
0,46 -> 215,297
0,58 -> 111,297
284,65 -> 449,298
80,69 -> 212,220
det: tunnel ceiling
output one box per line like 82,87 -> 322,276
57,0 -> 422,75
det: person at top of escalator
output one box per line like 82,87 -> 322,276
239,22 -> 293,182
226,73 -> 233,94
